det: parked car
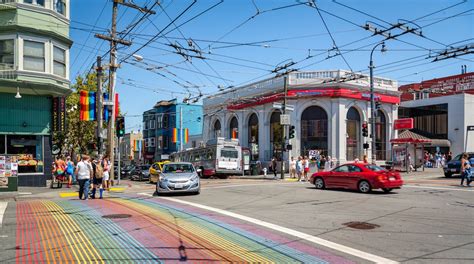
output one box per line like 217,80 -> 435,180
149,161 -> 170,184
443,152 -> 474,177
130,165 -> 151,181
309,163 -> 403,193
121,164 -> 136,179
155,162 -> 201,195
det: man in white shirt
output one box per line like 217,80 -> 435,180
75,155 -> 92,200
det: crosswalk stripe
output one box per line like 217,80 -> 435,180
0,201 -> 6,228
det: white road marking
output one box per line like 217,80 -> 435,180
18,192 -> 32,195
404,185 -> 474,192
138,192 -> 153,197
204,183 -> 278,189
160,196 -> 399,264
0,202 -> 7,228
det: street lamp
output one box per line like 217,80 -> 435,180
369,41 -> 386,164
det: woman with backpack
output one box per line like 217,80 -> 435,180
90,156 -> 104,199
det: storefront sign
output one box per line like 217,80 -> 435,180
394,118 -> 414,130
52,97 -> 66,132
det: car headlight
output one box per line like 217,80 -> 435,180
190,174 -> 198,181
159,175 -> 167,182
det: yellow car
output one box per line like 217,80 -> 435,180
149,161 -> 170,184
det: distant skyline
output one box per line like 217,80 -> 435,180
70,0 -> 474,131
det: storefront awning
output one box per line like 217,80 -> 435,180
391,130 -> 432,144
428,139 -> 451,147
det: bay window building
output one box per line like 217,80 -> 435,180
0,0 -> 71,189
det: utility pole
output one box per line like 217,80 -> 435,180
95,0 -> 155,184
180,106 -> 183,151
280,75 -> 288,180
96,56 -> 104,156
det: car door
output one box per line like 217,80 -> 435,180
328,165 -> 350,187
345,165 -> 363,189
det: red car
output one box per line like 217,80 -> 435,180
309,163 -> 403,193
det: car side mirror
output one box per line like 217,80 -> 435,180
196,169 -> 202,173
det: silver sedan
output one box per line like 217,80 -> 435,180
155,162 -> 201,195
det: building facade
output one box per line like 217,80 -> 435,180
203,70 -> 400,165
399,72 -> 474,155
119,131 -> 143,166
142,99 -> 203,162
0,0 -> 71,189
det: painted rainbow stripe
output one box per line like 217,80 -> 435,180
79,90 -> 96,121
16,197 -> 353,263
171,128 -> 178,143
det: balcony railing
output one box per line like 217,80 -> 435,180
0,63 -> 17,80
0,0 -> 16,4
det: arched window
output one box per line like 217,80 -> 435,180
375,110 -> 387,160
301,106 -> 328,156
229,116 -> 238,139
270,111 -> 283,159
213,120 -> 221,139
248,113 -> 259,160
346,107 -> 361,160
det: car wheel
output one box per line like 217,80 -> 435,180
444,172 -> 452,178
314,177 -> 325,189
382,188 -> 393,193
358,180 -> 371,193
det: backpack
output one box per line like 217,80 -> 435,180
95,162 -> 104,179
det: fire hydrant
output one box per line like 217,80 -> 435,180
263,167 -> 267,176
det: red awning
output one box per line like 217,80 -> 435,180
390,130 -> 432,144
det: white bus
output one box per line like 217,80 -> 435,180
170,138 -> 243,178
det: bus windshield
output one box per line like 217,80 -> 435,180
221,148 -> 238,158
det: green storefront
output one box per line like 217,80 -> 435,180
0,0 -> 72,190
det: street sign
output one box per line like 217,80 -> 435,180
369,117 -> 381,123
394,118 -> 414,130
467,126 -> 474,131
280,114 -> 290,125
273,102 -> 295,111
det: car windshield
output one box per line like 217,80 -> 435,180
140,165 -> 150,170
365,164 -> 387,172
453,154 -> 462,161
163,164 -> 194,173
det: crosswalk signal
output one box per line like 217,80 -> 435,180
375,101 -> 382,110
289,125 -> 296,139
362,122 -> 368,137
116,116 -> 125,138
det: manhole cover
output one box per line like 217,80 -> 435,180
343,221 -> 380,230
102,214 -> 132,219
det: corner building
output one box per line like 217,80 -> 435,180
0,0 -> 71,188
203,70 -> 400,165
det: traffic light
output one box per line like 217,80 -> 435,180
289,125 -> 296,139
362,122 -> 368,137
375,101 -> 382,110
116,116 -> 125,138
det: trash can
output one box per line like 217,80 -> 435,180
251,163 -> 259,175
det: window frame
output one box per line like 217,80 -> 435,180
0,38 -> 15,70
52,45 -> 66,77
23,39 -> 46,73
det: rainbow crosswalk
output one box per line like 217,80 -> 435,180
15,196 -> 354,263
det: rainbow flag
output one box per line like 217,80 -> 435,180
172,128 -> 189,144
79,90 -> 96,121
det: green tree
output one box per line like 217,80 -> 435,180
55,72 -> 103,157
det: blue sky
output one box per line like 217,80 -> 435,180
70,0 -> 474,132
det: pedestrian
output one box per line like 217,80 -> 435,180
271,156 -> 278,179
90,156 -> 104,199
75,155 -> 92,200
447,151 -> 453,162
54,156 -> 67,186
320,155 -> 326,170
324,156 -> 332,171
435,152 -> 441,168
363,155 -> 369,163
460,153 -> 471,187
296,156 -> 303,182
102,155 -> 110,191
289,156 -> 296,178
65,156 -> 75,188
303,156 -> 310,181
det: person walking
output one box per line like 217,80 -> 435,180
289,156 -> 296,179
102,155 -> 110,191
460,153 -> 471,187
296,156 -> 303,182
324,156 -> 332,171
65,156 -> 75,188
90,156 -> 104,199
54,156 -> 67,186
303,156 -> 310,182
271,157 -> 278,179
75,155 -> 92,200
363,155 -> 369,163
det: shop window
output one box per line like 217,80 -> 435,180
6,135 -> 44,174
23,40 -> 45,72
53,46 -> 66,77
24,0 -> 45,6
0,135 -> 5,154
54,0 -> 66,15
0,39 -> 14,70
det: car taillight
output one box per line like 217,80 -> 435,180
377,175 -> 388,181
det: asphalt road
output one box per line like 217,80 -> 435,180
1,170 -> 473,263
